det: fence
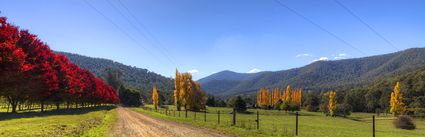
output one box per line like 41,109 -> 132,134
140,107 -> 377,136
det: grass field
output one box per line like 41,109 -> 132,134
133,105 -> 425,137
0,106 -> 117,137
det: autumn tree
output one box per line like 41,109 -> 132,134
152,85 -> 159,110
390,82 -> 406,116
329,91 -> 337,116
173,69 -> 182,110
283,85 -> 291,102
173,70 -> 207,111
271,87 -> 281,107
291,88 -> 303,107
0,17 -> 119,113
256,88 -> 270,109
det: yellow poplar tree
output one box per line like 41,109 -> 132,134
174,69 -> 182,111
173,71 -> 207,111
329,91 -> 336,116
390,82 -> 406,116
291,88 -> 303,107
152,85 -> 159,111
271,87 -> 281,106
283,85 -> 291,102
256,88 -> 270,109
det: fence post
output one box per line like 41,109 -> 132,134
185,109 -> 188,118
194,111 -> 197,120
373,115 -> 375,137
218,110 -> 220,124
204,110 -> 207,122
256,110 -> 259,129
296,112 -> 299,136
232,108 -> 236,126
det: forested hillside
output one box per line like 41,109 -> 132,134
57,52 -> 174,103
200,48 -> 425,97
344,66 -> 425,112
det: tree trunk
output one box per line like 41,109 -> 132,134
7,102 -> 10,113
56,102 -> 60,110
11,103 -> 17,113
7,96 -> 18,113
41,101 -> 45,112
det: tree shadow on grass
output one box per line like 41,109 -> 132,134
0,106 -> 116,121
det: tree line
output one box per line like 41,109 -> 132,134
0,17 -> 119,113
256,85 -> 302,111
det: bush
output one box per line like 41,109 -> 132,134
233,96 -> 247,113
334,104 -> 352,117
280,101 -> 300,111
306,104 -> 318,112
393,115 -> 416,130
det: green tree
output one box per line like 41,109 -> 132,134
233,96 -> 247,113
119,85 -> 142,107
102,68 -> 123,91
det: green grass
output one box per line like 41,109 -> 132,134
0,106 -> 117,137
133,105 -> 425,137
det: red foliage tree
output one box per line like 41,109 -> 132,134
0,17 -> 119,113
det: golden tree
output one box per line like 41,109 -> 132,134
390,82 -> 406,116
256,88 -> 270,109
291,88 -> 303,107
152,85 -> 159,111
173,69 -> 183,111
283,85 -> 291,102
174,70 -> 207,111
271,87 -> 281,106
328,91 -> 336,116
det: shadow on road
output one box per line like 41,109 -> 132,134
0,106 -> 116,121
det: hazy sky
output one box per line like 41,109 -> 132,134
1,0 -> 424,80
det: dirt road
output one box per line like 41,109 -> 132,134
110,107 -> 228,137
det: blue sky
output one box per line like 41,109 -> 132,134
1,0 -> 424,80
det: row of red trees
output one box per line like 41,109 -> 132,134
0,17 -> 119,113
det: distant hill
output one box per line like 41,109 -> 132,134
199,48 -> 425,97
198,71 -> 264,94
56,52 -> 174,103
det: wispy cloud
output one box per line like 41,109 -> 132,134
312,57 -> 329,62
187,69 -> 199,74
333,53 -> 349,60
247,68 -> 262,73
296,53 -> 312,58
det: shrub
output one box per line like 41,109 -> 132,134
306,104 -> 318,112
334,104 -> 352,117
393,115 -> 416,130
233,96 -> 247,113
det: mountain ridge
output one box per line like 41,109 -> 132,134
199,48 -> 425,97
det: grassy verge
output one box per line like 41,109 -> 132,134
132,105 -> 425,137
0,106 -> 117,137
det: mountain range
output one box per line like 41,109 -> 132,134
199,48 -> 425,97
56,48 -> 425,100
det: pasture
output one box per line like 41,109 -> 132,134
133,105 -> 425,137
0,106 -> 117,137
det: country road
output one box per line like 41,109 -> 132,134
110,107 -> 228,137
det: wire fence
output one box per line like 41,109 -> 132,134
139,107 -> 380,136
